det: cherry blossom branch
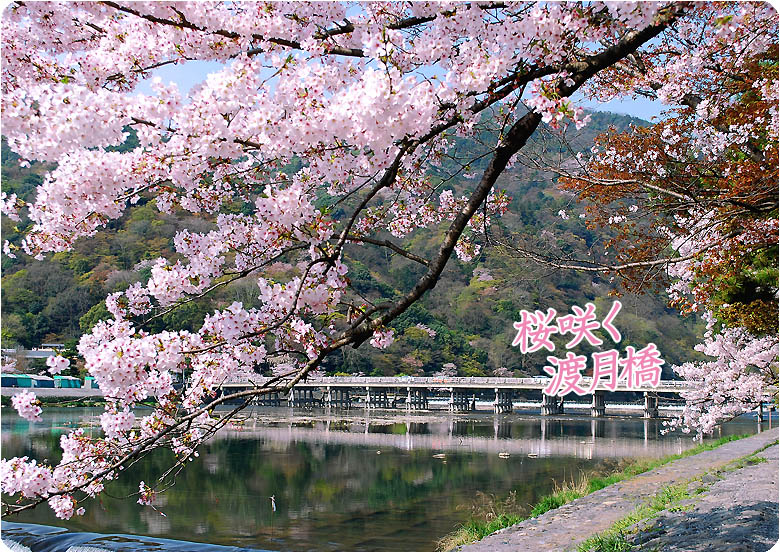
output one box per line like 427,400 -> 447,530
139,243 -> 310,326
497,231 -> 739,273
100,1 -> 364,57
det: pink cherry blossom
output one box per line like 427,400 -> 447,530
1,457 -> 53,499
46,355 -> 70,375
11,391 -> 42,422
370,328 -> 395,349
48,495 -> 77,520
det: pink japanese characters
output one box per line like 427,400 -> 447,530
511,301 -> 664,396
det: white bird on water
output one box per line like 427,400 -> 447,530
270,495 -> 276,512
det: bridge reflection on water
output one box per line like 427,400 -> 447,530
219,414 -> 691,460
11,405 -> 766,463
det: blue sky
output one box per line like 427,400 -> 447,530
576,96 -> 663,122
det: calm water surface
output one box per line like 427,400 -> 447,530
1,407 -> 770,551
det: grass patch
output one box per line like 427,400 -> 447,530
579,531 -> 635,552
529,489 -> 581,517
436,492 -> 525,551
437,513 -> 526,551
577,483 -> 694,552
529,469 -> 592,517
438,433 -> 751,551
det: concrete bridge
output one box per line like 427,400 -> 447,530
220,376 -> 700,418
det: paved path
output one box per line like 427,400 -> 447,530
459,429 -> 779,552
626,443 -> 779,551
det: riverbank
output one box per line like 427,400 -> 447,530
456,428 -> 779,552
1,387 -> 104,406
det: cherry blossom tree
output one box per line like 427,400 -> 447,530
493,366 -> 514,378
433,362 -> 459,379
0,1 -> 750,518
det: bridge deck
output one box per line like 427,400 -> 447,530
221,376 -> 694,393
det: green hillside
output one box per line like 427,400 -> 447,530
0,112 -> 705,378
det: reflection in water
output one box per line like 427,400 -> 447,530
592,418 -> 605,439
228,416 -> 683,460
1,408 -> 771,552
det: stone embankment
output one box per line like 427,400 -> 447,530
459,428 -> 779,552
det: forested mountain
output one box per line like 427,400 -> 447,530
1,111 -> 706,378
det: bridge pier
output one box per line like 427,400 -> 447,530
406,387 -> 428,410
325,387 -> 351,409
542,393 -> 564,416
340,388 -> 352,408
287,388 -> 295,407
449,388 -> 472,412
643,392 -> 659,418
288,388 -> 318,408
257,391 -> 282,407
493,388 -> 513,413
366,387 -> 389,408
591,391 -> 606,417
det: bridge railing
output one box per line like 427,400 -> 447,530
311,376 -> 696,386
312,376 -> 551,386
220,375 -> 698,391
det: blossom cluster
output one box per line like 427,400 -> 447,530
46,355 -> 70,375
370,328 -> 395,349
11,391 -> 42,422
666,312 -> 778,434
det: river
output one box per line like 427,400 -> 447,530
1,407 -> 771,551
